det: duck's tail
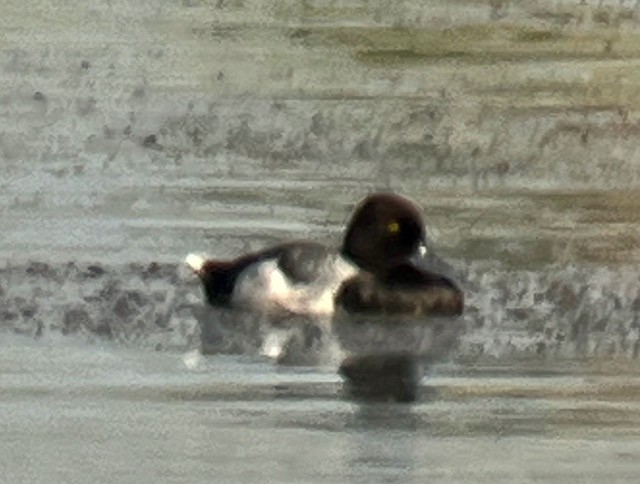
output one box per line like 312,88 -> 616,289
185,253 -> 207,273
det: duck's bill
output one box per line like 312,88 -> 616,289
409,244 -> 462,287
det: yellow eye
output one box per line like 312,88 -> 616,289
387,221 -> 400,234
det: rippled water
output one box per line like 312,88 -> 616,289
3,0 -> 640,481
3,338 -> 640,482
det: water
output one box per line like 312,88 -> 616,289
3,0 -> 640,481
2,338 -> 640,482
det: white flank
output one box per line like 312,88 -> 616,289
185,253 -> 206,272
232,256 -> 358,316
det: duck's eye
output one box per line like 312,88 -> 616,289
387,220 -> 400,234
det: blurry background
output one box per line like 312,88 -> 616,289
3,0 -> 640,264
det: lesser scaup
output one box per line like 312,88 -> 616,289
187,192 -> 464,399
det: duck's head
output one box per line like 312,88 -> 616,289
341,192 -> 430,275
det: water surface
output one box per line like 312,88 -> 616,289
2,0 -> 640,481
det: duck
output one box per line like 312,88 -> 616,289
186,192 -> 464,399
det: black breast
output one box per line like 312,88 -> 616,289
335,271 -> 464,317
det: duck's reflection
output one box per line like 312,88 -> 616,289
342,398 -> 423,482
339,353 -> 440,403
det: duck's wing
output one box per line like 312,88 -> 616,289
274,241 -> 333,285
